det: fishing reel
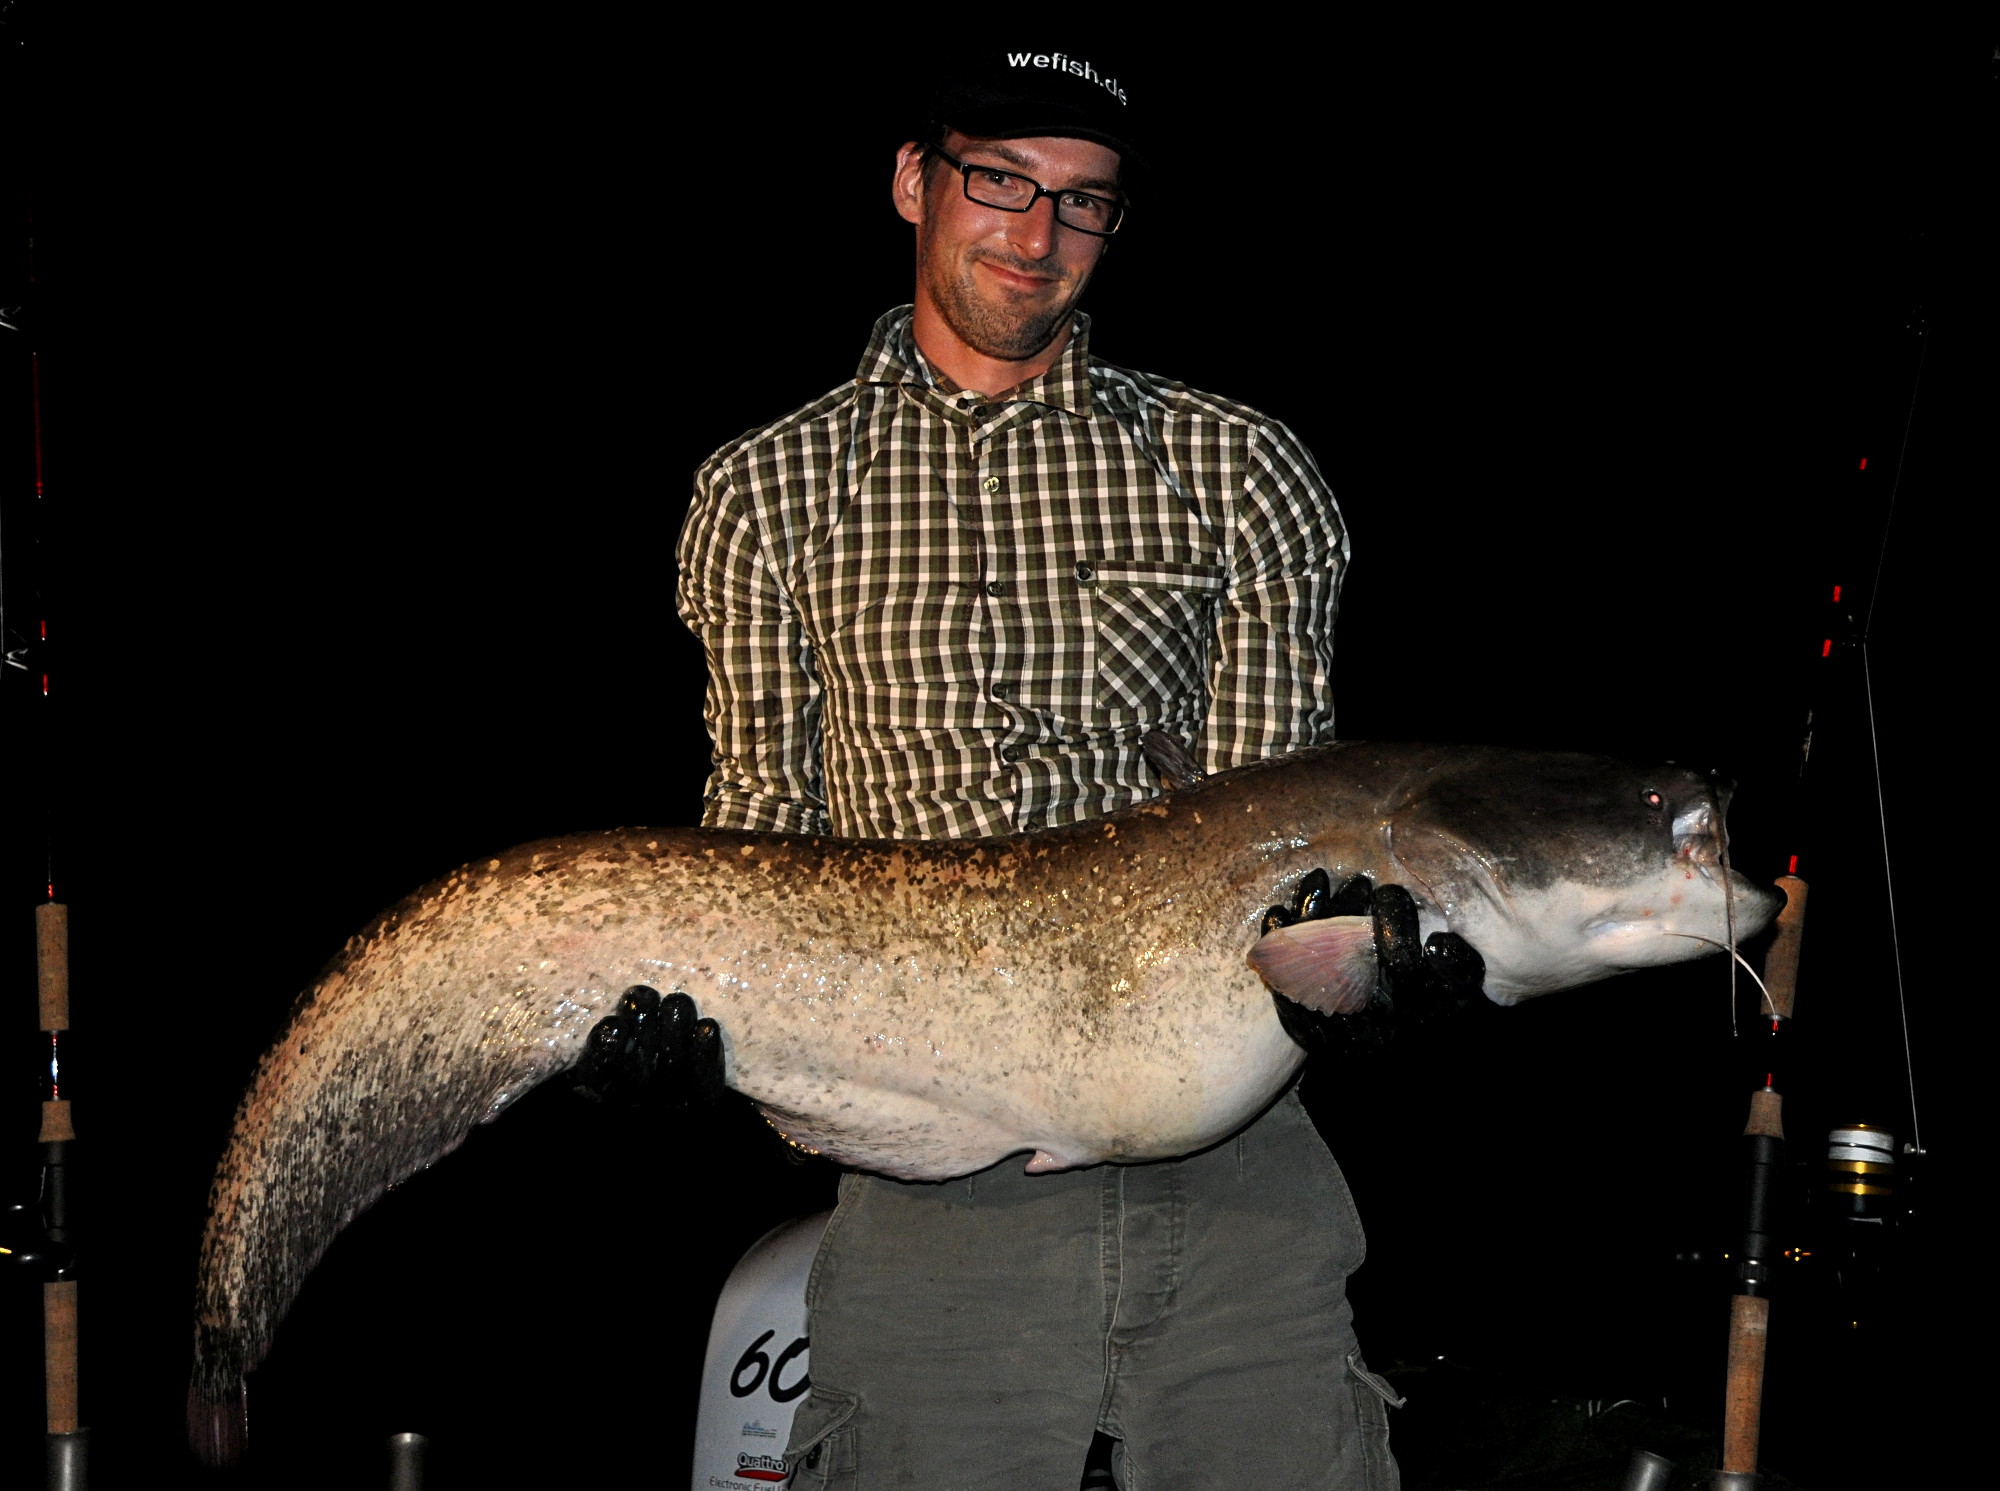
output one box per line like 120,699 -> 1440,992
1791,1121 -> 1916,1337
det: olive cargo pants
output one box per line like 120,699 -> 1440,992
783,1089 -> 1401,1490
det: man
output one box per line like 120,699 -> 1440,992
678,52 -> 1400,1489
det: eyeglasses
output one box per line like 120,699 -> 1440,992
932,150 -> 1126,237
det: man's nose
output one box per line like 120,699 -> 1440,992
1000,195 -> 1061,260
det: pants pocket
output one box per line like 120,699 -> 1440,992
785,1386 -> 860,1488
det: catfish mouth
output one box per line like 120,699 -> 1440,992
1670,795 -> 1784,929
1671,799 -> 1728,868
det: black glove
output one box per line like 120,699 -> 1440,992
570,985 -> 725,1111
1263,871 -> 1485,1056
1367,883 -> 1486,1013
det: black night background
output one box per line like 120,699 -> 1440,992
3,17 -> 1990,1490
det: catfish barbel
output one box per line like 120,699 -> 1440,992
189,742 -> 1779,1461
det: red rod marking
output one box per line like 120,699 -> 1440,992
1821,640 -> 1833,658
1832,585 -> 1842,602
1787,855 -> 1799,875
1859,457 -> 1868,470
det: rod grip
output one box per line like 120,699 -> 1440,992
1761,877 -> 1807,1020
44,1280 -> 80,1434
40,1101 -> 75,1144
1721,1292 -> 1769,1474
1743,1089 -> 1783,1142
37,903 -> 71,1032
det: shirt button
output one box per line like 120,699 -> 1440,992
1002,745 -> 1025,763
985,579 -> 1006,597
983,475 -> 1002,494
993,683 -> 1011,700
972,404 -> 993,419
1020,813 -> 1041,831
1074,561 -> 1095,582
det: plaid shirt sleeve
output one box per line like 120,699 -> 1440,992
1197,420 -> 1348,773
676,460 -> 830,834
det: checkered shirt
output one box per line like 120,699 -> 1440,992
677,306 -> 1347,841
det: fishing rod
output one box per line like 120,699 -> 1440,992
2,18 -> 89,1483
1608,283 -> 1933,1491
1706,304 -> 1931,1491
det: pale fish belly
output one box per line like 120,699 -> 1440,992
727,954 -> 1306,1181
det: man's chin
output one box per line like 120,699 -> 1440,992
920,269 -> 1083,367
954,301 -> 1076,365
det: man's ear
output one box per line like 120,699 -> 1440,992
892,142 -> 927,227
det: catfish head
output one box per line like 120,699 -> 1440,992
1377,749 -> 1782,1004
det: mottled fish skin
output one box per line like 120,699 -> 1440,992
190,742 -> 1779,1454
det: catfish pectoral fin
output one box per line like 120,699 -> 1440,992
1246,915 -> 1377,1015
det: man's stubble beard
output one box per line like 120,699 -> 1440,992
917,228 -> 1089,365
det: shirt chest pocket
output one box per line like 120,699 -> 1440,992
1077,560 -> 1226,717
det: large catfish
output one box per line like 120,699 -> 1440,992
189,742 -> 1778,1460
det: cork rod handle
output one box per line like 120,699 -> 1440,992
1760,876 -> 1807,1021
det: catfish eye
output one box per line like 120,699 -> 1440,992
1641,788 -> 1665,811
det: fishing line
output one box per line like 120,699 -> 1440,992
1778,310 -> 1928,1152
1860,644 -> 1921,1155
1861,322 -> 1927,641
1855,318 -> 1928,1157
1664,932 -> 1774,1015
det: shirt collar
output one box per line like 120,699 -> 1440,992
855,305 -> 1096,417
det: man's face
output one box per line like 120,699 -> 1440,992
894,130 -> 1121,367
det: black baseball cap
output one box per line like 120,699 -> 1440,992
925,49 -> 1147,175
